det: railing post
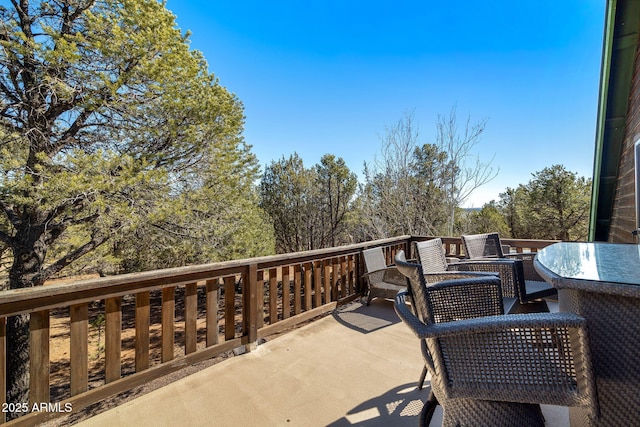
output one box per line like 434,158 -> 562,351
304,262 -> 312,310
355,253 -> 364,296
244,263 -> 258,352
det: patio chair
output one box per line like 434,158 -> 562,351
361,247 -> 406,305
461,232 -> 557,305
397,248 -> 504,392
393,251 -> 599,427
414,238 -> 524,314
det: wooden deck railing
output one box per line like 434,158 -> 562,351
0,236 -> 557,425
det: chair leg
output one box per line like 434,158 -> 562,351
418,366 -> 428,390
419,390 -> 438,427
366,292 -> 373,305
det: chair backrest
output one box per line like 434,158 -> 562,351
431,313 -> 599,421
394,250 -> 429,323
461,232 -> 505,259
414,239 -> 448,273
362,247 -> 387,273
394,250 -> 504,324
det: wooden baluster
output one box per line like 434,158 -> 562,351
257,271 -> 264,329
135,292 -> 150,372
341,256 -> 348,298
282,266 -> 290,320
70,303 -> 88,395
206,279 -> 219,347
161,288 -> 175,363
185,283 -> 197,355
348,256 -> 355,295
269,268 -> 278,324
323,260 -> 331,303
105,298 -> 121,383
314,261 -> 322,307
332,258 -> 340,300
224,276 -> 236,341
294,264 -> 302,315
304,262 -> 312,310
29,310 -> 50,403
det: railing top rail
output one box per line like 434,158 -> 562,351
0,235 -> 559,317
0,236 -> 413,317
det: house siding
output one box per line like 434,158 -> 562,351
610,42 -> 640,243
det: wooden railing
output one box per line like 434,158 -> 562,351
0,236 -> 556,425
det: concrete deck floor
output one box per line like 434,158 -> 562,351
77,299 -> 568,427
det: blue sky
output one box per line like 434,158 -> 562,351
165,1 -> 605,207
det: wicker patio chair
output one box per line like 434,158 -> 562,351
413,238 -> 502,283
394,251 -> 599,427
395,251 -> 508,390
414,238 -> 529,313
461,232 -> 557,305
361,247 -> 406,305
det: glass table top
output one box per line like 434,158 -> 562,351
536,242 -> 640,286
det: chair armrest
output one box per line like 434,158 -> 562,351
394,292 -> 433,338
394,292 -> 436,370
396,291 -> 584,339
423,270 -> 498,284
363,266 -> 405,286
362,267 -> 391,278
426,311 -> 586,337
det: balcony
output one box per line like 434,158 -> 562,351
0,236 -> 563,426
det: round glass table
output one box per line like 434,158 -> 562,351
535,242 -> 640,426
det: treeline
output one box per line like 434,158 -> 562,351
258,113 -> 591,256
0,106 -> 592,282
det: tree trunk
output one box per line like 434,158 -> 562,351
6,227 -> 48,418
6,315 -> 29,419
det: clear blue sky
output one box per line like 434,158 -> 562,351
165,0 -> 605,207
